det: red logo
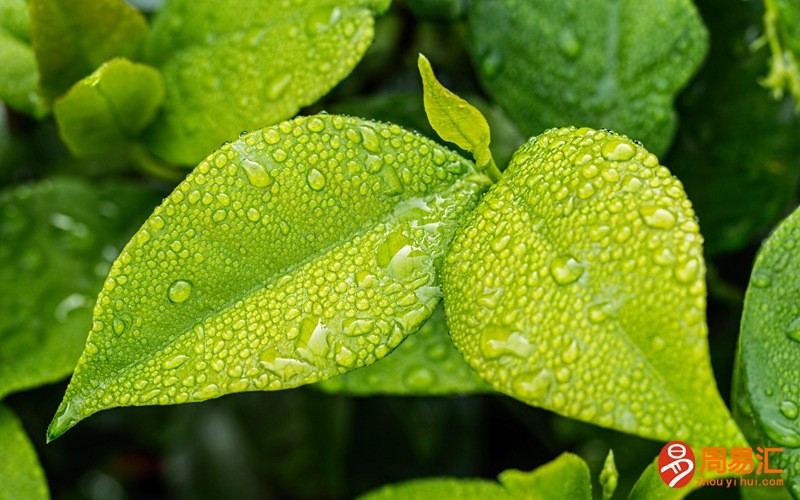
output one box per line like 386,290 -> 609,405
658,441 -> 695,488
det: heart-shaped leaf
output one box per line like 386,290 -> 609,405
142,0 -> 391,165
317,304 -> 488,395
443,126 -> 745,449
733,204 -> 800,493
53,58 -> 166,158
467,0 -> 708,156
48,114 -> 489,441
0,178 -> 162,400
0,404 -> 49,499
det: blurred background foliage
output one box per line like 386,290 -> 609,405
1,0 -> 799,498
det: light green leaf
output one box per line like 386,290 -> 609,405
0,404 -> 48,499
600,450 -> 618,500
0,177 -> 162,400
142,0 -> 391,166
0,0 -> 47,118
499,453 -> 591,500
358,478 -> 512,500
54,57 -> 165,158
759,0 -> 800,109
443,126 -> 745,449
733,204 -> 800,495
418,54 -> 498,180
467,0 -> 708,156
317,305 -> 488,395
47,114 -> 489,441
628,459 -> 692,500
29,0 -> 148,99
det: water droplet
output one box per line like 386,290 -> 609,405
480,49 -> 503,78
306,168 -> 326,191
480,325 -> 510,359
163,354 -> 189,370
168,280 -> 193,303
558,29 -> 582,58
404,366 -> 436,390
112,316 -> 127,334
752,273 -> 772,288
781,401 -> 799,420
272,148 -> 288,162
601,139 -> 636,161
549,255 -> 584,285
785,317 -> 800,342
307,117 -> 325,133
588,303 -> 608,323
305,5 -> 339,36
674,258 -> 700,284
266,73 -> 293,100
247,208 -> 260,222
762,418 -> 800,447
54,293 -> 91,322
241,159 -> 274,187
639,206 -> 677,230
358,125 -> 380,153
512,370 -> 553,402
263,128 -> 281,144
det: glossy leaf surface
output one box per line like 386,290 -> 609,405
443,127 -> 744,448
29,0 -> 148,99
734,205 -> 800,495
0,405 -> 48,499
0,178 -> 161,399
54,58 -> 165,158
143,0 -> 391,165
48,115 -> 489,440
0,0 -> 47,117
467,0 -> 708,156
317,305 -> 488,395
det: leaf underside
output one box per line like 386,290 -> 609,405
48,114 -> 489,441
443,127 -> 744,449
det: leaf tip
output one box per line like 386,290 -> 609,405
46,399 -> 81,442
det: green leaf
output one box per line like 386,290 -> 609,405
600,450 -> 618,500
47,114 -> 489,441
29,0 -> 148,100
443,126 -> 745,449
53,57 -> 166,158
733,204 -> 800,494
0,0 -> 47,118
317,304 -> 488,395
0,177 -> 162,400
418,54 -> 499,180
466,0 -> 708,156
499,453 -> 591,500
628,459 -> 693,500
0,404 -> 49,499
142,0 -> 391,166
358,478 -> 512,500
667,0 -> 800,256
759,0 -> 800,109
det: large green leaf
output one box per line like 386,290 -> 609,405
0,177 -> 161,400
467,0 -> 708,156
0,405 -> 48,499
317,305 -> 488,395
443,127 -> 745,449
667,0 -> 800,256
0,0 -> 47,117
142,0 -> 391,166
734,204 -> 800,496
47,114 -> 489,441
29,0 -> 148,99
54,57 -> 166,158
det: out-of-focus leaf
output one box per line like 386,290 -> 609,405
600,450 -> 618,500
467,0 -> 708,156
0,0 -> 47,117
0,404 -> 49,499
627,459 -> 692,500
734,204 -> 800,495
0,177 -> 161,399
405,0 -> 465,22
54,58 -> 165,158
668,0 -> 800,256
357,478 -> 511,499
29,0 -> 148,99
317,305 -> 488,395
47,115 -> 489,441
443,127 -> 745,449
760,0 -> 800,108
143,0 -> 391,166
499,453 -> 591,500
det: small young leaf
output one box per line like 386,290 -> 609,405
317,305 -> 489,396
143,0 -> 391,165
628,459 -> 693,500
467,0 -> 708,156
443,127 -> 745,449
600,450 -> 618,499
759,0 -> 800,109
54,58 -> 166,158
0,178 -> 162,400
0,404 -> 49,499
733,204 -> 800,492
0,0 -> 47,117
418,54 -> 499,180
30,0 -> 148,99
358,478 -> 512,500
48,115 -> 489,441
499,453 -> 591,500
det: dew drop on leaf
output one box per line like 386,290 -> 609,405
306,168 -> 327,191
549,255 -> 584,285
600,139 -> 636,162
167,280 -> 192,303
